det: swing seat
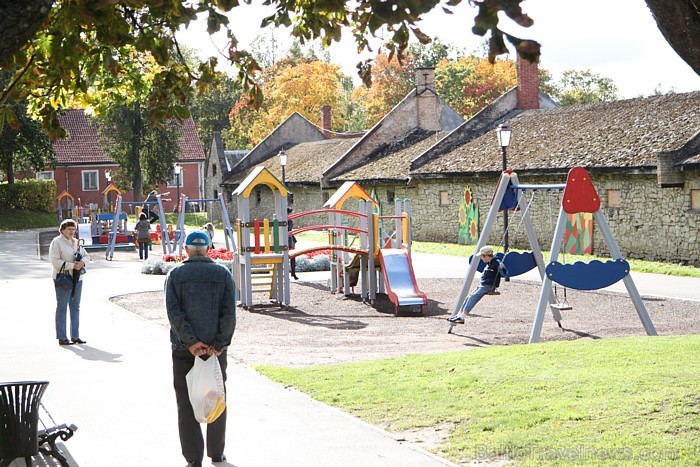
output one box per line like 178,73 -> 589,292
550,303 -> 573,311
486,290 -> 501,296
546,259 -> 630,290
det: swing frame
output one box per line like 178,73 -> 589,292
449,171 -> 561,328
529,167 -> 657,342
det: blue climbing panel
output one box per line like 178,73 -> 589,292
545,259 -> 630,290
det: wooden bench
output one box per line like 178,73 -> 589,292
37,396 -> 78,467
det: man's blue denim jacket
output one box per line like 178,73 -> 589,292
165,256 -> 237,351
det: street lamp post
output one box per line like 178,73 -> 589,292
174,163 -> 182,213
497,123 -> 512,252
104,170 -> 112,211
278,150 -> 287,184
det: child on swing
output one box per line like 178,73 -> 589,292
448,245 -> 508,324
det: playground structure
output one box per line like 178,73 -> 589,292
105,194 -> 171,260
171,193 -> 236,255
231,170 -> 426,315
232,167 -> 290,308
290,181 -> 427,315
448,167 -> 657,342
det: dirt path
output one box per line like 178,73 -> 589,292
112,276 -> 700,368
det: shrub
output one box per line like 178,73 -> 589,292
0,179 -> 55,211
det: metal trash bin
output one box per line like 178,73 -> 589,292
0,381 -> 49,466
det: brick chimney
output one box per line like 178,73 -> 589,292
516,55 -> 540,110
415,67 -> 435,94
320,105 -> 332,138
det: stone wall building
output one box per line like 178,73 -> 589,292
410,91 -> 700,265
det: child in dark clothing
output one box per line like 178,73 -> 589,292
448,245 -> 508,324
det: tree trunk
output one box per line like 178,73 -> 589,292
3,156 -> 14,184
132,102 -> 144,202
645,0 -> 700,76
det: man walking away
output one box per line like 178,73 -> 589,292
165,231 -> 237,466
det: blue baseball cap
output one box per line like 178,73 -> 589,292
185,231 -> 210,247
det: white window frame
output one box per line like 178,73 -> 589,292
36,171 -> 54,180
82,170 -> 99,191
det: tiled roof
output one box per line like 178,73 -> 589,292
223,137 -> 360,186
53,110 -> 109,165
335,130 -> 449,182
413,91 -> 700,175
53,109 -> 205,165
177,117 -> 206,161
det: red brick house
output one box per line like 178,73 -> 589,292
45,109 -> 205,214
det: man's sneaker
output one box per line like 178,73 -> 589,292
447,316 -> 465,324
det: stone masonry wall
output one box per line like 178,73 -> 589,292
410,172 -> 700,266
222,171 -> 700,266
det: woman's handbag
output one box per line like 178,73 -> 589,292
54,262 -> 73,290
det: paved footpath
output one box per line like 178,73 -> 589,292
0,229 -> 457,467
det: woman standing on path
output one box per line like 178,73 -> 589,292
134,212 -> 152,260
49,219 -> 90,345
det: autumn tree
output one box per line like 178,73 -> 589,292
2,0 -> 695,140
1,0 -> 560,139
225,57 -> 347,148
357,53 -> 416,127
434,55 -> 517,118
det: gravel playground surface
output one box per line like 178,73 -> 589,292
112,274 -> 700,368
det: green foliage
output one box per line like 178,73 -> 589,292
257,335 -> 700,465
409,38 -> 459,68
1,1 -> 542,138
98,103 -> 182,201
189,72 -> 242,155
0,70 -> 55,182
551,69 -> 619,106
0,179 -> 55,211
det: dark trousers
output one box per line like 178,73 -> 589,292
138,240 -> 149,259
172,348 -> 228,463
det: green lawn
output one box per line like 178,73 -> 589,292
0,207 -> 58,231
256,335 -> 700,466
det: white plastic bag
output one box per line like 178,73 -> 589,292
185,355 -> 226,424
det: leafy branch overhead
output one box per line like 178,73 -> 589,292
1,0 -> 695,140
